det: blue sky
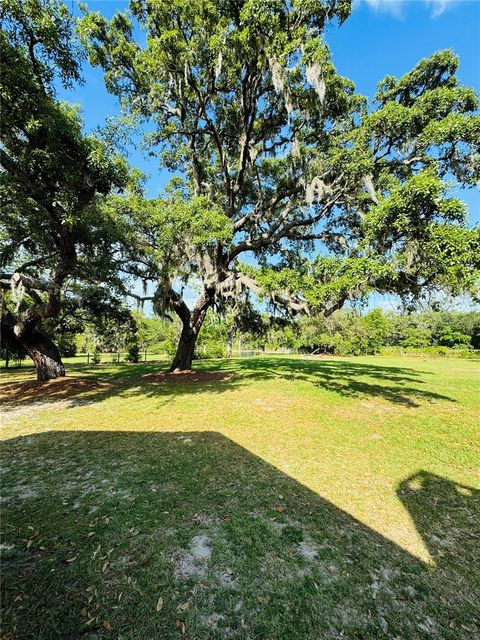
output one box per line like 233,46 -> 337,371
329,0 -> 480,226
62,0 -> 479,312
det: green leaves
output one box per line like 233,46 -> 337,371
364,171 -> 466,240
413,225 -> 480,299
154,196 -> 233,249
0,0 -> 84,89
0,0 -> 138,348
375,50 -> 460,107
244,255 -> 394,316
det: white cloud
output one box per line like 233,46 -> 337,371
357,0 -> 459,18
425,0 -> 453,17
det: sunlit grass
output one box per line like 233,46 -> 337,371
1,355 -> 479,639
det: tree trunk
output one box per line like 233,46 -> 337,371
167,286 -> 215,373
226,328 -> 234,358
2,261 -> 73,381
169,326 -> 199,372
18,329 -> 65,382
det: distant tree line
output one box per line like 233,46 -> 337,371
5,307 -> 477,367
155,306 -> 480,357
286,308 -> 480,356
226,307 -> 480,356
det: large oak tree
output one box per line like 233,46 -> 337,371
80,0 -> 478,371
0,0 -> 132,380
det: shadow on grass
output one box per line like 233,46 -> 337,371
231,357 -> 446,407
0,377 -> 112,405
0,356 -> 453,410
1,431 -> 478,639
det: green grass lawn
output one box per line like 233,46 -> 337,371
1,355 -> 479,639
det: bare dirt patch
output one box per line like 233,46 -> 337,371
0,377 -> 111,404
173,533 -> 213,580
142,371 -> 235,385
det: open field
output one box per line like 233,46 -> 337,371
1,355 -> 479,639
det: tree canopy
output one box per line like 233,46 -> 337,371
0,0 -> 132,379
80,0 -> 479,371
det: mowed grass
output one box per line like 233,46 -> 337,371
1,355 -> 479,639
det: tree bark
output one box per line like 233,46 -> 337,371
169,325 -> 199,372
2,307 -> 65,381
168,286 -> 215,373
226,328 -> 234,358
17,329 -> 65,382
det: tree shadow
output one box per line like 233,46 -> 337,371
0,377 -> 112,404
0,366 -> 240,412
1,431 -> 478,639
230,357 -> 449,407
0,356 -> 453,411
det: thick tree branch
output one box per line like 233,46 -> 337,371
7,272 -> 63,338
229,190 -> 343,262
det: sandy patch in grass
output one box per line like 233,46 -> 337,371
201,612 -> 226,629
173,533 -> 213,580
190,533 -> 213,561
297,538 -> 319,561
1,400 -> 90,424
